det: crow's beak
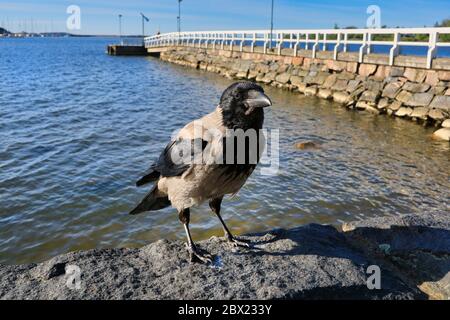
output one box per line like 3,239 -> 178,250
244,90 -> 272,109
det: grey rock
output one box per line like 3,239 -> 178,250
405,93 -> 434,107
429,96 -> 450,112
304,86 -> 318,96
0,223 -> 425,300
410,107 -> 429,120
378,98 -> 390,110
343,213 -> 450,300
360,90 -> 381,103
365,81 -> 383,93
388,101 -> 402,112
346,80 -> 362,93
395,107 -> 413,117
402,82 -> 431,93
322,74 -> 338,89
332,79 -> 349,91
275,72 -> 291,84
317,89 -> 333,100
389,67 -> 405,77
290,76 -> 304,87
333,92 -> 353,106
428,108 -> 446,121
382,82 -> 403,99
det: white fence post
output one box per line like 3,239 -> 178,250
389,32 -> 400,66
427,31 -> 438,69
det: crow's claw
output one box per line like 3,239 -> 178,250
227,236 -> 251,248
187,244 -> 213,264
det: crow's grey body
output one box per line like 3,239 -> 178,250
130,82 -> 272,263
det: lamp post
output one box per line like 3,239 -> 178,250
269,0 -> 274,49
118,14 -> 122,44
177,0 -> 182,44
140,13 -> 149,37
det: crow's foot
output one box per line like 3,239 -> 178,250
226,236 -> 251,248
186,244 -> 213,264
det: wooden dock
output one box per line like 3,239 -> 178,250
107,45 -> 148,56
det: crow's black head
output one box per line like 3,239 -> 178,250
219,81 -> 272,130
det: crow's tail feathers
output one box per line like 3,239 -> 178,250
129,185 -> 171,215
136,170 -> 160,187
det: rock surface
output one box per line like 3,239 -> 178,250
1,214 -> 448,300
343,213 -> 450,300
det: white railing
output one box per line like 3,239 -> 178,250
144,27 -> 450,69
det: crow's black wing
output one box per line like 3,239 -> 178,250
136,138 -> 208,187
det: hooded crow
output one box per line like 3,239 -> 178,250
130,81 -> 272,263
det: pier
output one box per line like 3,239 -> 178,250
143,27 -> 450,140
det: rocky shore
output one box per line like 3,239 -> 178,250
0,213 -> 448,300
159,46 -> 450,141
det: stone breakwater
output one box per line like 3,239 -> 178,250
159,46 -> 450,141
0,213 -> 448,300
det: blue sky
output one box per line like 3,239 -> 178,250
0,0 -> 449,35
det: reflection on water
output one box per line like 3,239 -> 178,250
0,38 -> 449,265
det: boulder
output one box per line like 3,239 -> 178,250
294,141 -> 321,150
429,96 -> 450,112
405,93 -> 434,107
317,89 -> 333,100
0,219 -> 430,300
346,62 -> 359,74
343,213 -> 450,300
428,109 -> 446,121
290,75 -> 304,87
430,86 -> 447,96
356,101 -> 380,114
395,107 -> 413,117
432,128 -> 450,141
425,71 -> 439,86
402,82 -> 431,93
374,65 -> 391,79
331,79 -> 349,91
304,86 -> 318,96
358,64 -> 377,77
346,80 -> 361,93
382,82 -> 403,99
396,90 -> 413,103
326,60 -> 347,72
410,107 -> 429,120
404,68 -> 427,83
389,67 -> 405,77
438,71 -> 450,81
236,71 -> 248,79
377,98 -> 390,110
322,74 -> 338,89
296,83 -> 308,94
360,90 -> 380,104
261,72 -> 277,84
275,72 -> 291,84
337,72 -> 356,81
333,92 -> 353,105
442,119 -> 450,128
388,101 -> 403,112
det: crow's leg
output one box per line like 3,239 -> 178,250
179,208 -> 212,264
209,197 -> 250,248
